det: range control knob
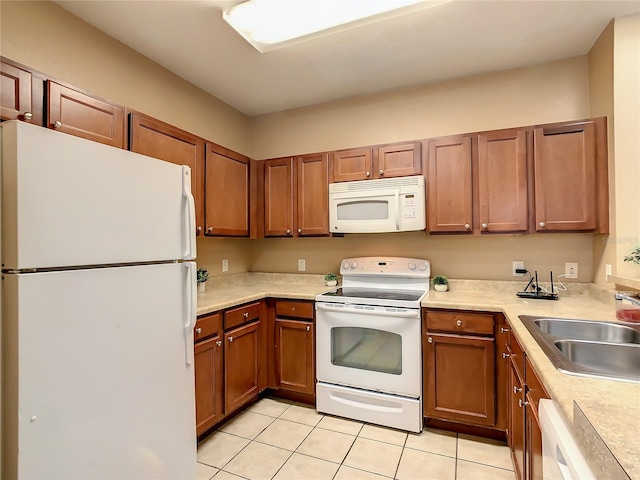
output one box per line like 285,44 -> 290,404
342,261 -> 351,270
408,262 -> 417,270
418,263 -> 427,271
351,261 -> 358,269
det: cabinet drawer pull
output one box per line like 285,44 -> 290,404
195,327 -> 202,334
481,222 -> 488,229
539,221 -> 546,228
456,320 -> 462,327
427,337 -> 433,343
196,226 -> 202,234
513,386 -> 522,394
500,327 -> 510,333
502,352 -> 510,359
228,336 -> 233,342
54,120 -> 62,128
306,325 -> 310,332
366,171 -> 370,177
24,112 -> 33,120
518,399 -> 529,408
379,169 -> 384,175
464,223 -> 470,230
216,340 -> 222,347
243,312 -> 249,318
207,226 -> 213,233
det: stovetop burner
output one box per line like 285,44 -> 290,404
322,288 -> 424,302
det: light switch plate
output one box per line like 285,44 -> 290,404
222,259 -> 229,272
298,259 -> 306,272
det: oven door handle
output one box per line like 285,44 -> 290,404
316,303 -> 419,318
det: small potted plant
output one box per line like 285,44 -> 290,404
197,267 -> 209,293
325,272 -> 338,287
624,246 -> 640,265
433,275 -> 449,292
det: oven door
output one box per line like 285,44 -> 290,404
316,302 -> 421,397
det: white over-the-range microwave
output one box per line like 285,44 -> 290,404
329,175 -> 426,233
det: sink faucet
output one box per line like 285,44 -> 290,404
615,293 -> 640,307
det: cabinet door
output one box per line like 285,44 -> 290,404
478,129 -> 528,233
332,147 -> 372,182
526,398 -> 544,480
375,142 -> 422,178
427,136 -> 473,233
47,81 -> 125,148
205,144 -> 249,236
495,315 -> 509,432
274,319 -> 314,394
1,61 -> 32,122
129,112 -> 205,236
533,121 -> 596,231
194,335 -> 224,435
297,153 -> 329,236
509,359 -> 526,480
424,333 -> 495,426
225,321 -> 261,413
264,158 -> 294,237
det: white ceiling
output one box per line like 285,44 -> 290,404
54,0 -> 640,116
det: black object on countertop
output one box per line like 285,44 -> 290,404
516,270 -> 559,301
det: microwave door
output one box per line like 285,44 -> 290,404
330,188 -> 399,233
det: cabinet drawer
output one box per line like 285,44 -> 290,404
426,311 -> 494,335
275,300 -> 314,320
508,331 -> 525,379
224,302 -> 261,330
194,312 -> 222,343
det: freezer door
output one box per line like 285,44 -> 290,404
2,262 -> 197,479
1,121 -> 196,269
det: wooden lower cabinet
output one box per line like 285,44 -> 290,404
224,320 -> 261,414
509,356 -> 526,480
526,402 -> 544,480
274,318 -> 314,394
194,335 -> 224,435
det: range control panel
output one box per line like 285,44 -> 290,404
339,257 -> 431,277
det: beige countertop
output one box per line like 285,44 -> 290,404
197,274 -> 639,479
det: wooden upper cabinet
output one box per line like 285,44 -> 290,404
332,147 -> 372,182
264,158 -> 295,237
128,112 -> 205,236
297,153 -> 329,236
427,135 -> 473,233
533,121 -> 597,232
1,60 -> 40,124
47,81 -> 125,148
375,142 -> 422,178
205,144 -> 250,236
477,129 -> 528,233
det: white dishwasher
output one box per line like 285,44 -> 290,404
539,399 -> 596,480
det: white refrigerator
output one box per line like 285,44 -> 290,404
0,121 -> 198,479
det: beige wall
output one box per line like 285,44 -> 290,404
0,1 -> 250,155
195,238 -> 252,276
248,56 -> 590,160
613,14 -> 640,281
589,21 -> 617,285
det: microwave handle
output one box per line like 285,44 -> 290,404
395,192 -> 401,231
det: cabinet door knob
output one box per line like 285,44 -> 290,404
427,337 -> 433,343
456,320 -> 462,327
513,386 -> 522,394
195,327 -> 202,334
366,171 -> 370,177
539,221 -> 546,228
379,169 -> 384,176
518,399 -> 529,408
481,223 -> 488,229
23,112 -> 33,120
228,336 -> 233,342
54,120 -> 62,128
502,352 -> 511,359
196,226 -> 202,234
500,327 -> 510,333
286,229 -> 291,234
216,340 -> 222,347
464,223 -> 470,230
298,228 -> 302,233
207,226 -> 213,233
306,325 -> 310,332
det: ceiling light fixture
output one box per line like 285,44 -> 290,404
223,0 -> 449,53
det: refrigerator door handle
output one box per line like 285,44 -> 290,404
183,261 -> 197,365
182,166 -> 197,260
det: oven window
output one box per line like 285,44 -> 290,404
336,200 -> 389,221
331,327 -> 402,375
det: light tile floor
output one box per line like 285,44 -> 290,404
197,397 -> 516,480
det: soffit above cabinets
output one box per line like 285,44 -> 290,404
54,0 -> 640,116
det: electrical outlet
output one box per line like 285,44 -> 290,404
605,263 -> 612,281
298,259 -> 306,272
222,259 -> 229,272
513,261 -> 525,277
565,262 -> 578,279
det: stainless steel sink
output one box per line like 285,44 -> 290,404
533,318 -> 640,344
520,315 -> 640,383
